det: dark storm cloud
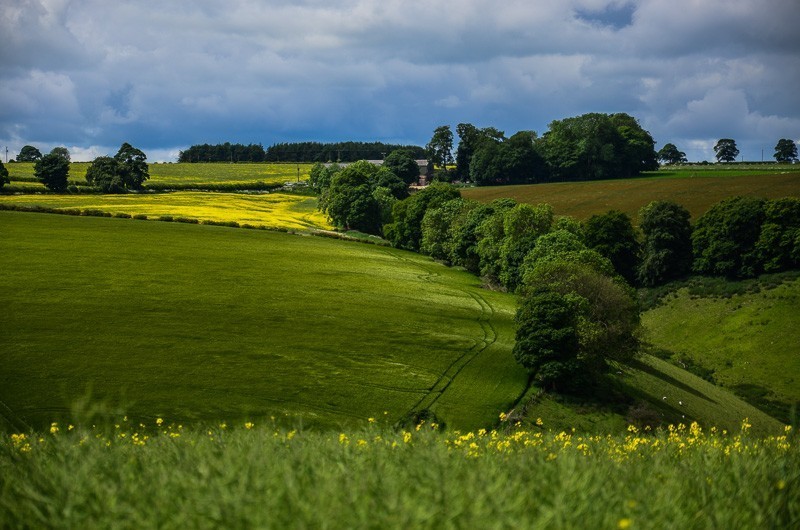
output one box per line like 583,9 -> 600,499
1,0 -> 798,161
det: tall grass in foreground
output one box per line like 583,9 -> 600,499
1,420 -> 796,529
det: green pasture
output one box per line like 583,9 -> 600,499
0,191 -> 330,231
0,211 -> 526,431
5,162 -> 313,186
642,279 -> 800,422
462,170 -> 800,221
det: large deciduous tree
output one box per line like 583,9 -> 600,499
515,259 -> 640,390
637,201 -> 693,286
425,125 -> 454,179
382,150 -> 420,185
16,145 -> 42,162
537,112 -> 656,181
114,142 -> 149,189
692,196 -> 766,278
582,210 -> 641,285
384,182 -> 461,250
49,147 -> 70,162
656,143 -> 687,165
34,153 -> 70,191
774,139 -> 798,163
755,198 -> 800,273
714,139 -> 739,163
320,161 -> 383,234
86,143 -> 150,192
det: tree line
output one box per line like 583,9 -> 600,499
178,143 -> 267,163
0,144 -> 150,193
264,142 -> 426,163
310,153 -> 800,391
423,115 -> 798,186
174,141 -> 428,163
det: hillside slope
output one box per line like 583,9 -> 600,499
642,278 -> 800,423
0,211 -> 526,431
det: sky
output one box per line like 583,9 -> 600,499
1,0 -> 799,162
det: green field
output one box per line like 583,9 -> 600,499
462,170 -> 800,221
5,162 -> 313,187
642,278 -> 800,422
0,191 -> 331,231
1,210 -> 785,436
2,422 -> 796,528
0,211 -> 526,432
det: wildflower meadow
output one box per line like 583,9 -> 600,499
1,417 -> 796,528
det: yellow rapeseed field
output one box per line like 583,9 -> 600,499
0,191 -> 331,231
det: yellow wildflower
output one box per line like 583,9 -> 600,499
245,422 -> 254,430
618,518 -> 632,529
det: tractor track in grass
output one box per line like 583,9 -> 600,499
381,249 -> 499,419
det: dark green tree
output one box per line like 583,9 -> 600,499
320,161 -> 383,234
755,198 -> 800,273
16,145 -> 42,162
637,201 -> 693,286
656,143 -> 688,165
0,160 -> 9,188
34,153 -> 70,191
85,156 -> 125,193
384,182 -> 461,251
692,196 -> 766,278
426,125 -> 454,179
455,123 -> 505,181
537,112 -> 656,181
774,139 -> 798,163
374,167 -> 410,200
382,150 -> 420,185
610,113 -> 658,174
513,287 -> 581,388
515,260 -> 640,390
582,210 -> 641,284
449,199 -> 512,274
49,147 -> 70,161
714,139 -> 739,163
114,143 -> 149,189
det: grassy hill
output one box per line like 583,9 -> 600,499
642,276 -> 800,424
461,169 -> 800,221
0,211 -> 526,432
2,210 -> 787,436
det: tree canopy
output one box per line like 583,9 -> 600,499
382,150 -> 420,185
536,112 -> 657,181
86,143 -> 149,192
774,139 -> 798,163
426,126 -> 454,178
17,145 -> 42,162
582,210 -> 640,284
34,153 -> 70,191
714,139 -> 739,163
637,201 -> 693,286
656,143 -> 687,165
